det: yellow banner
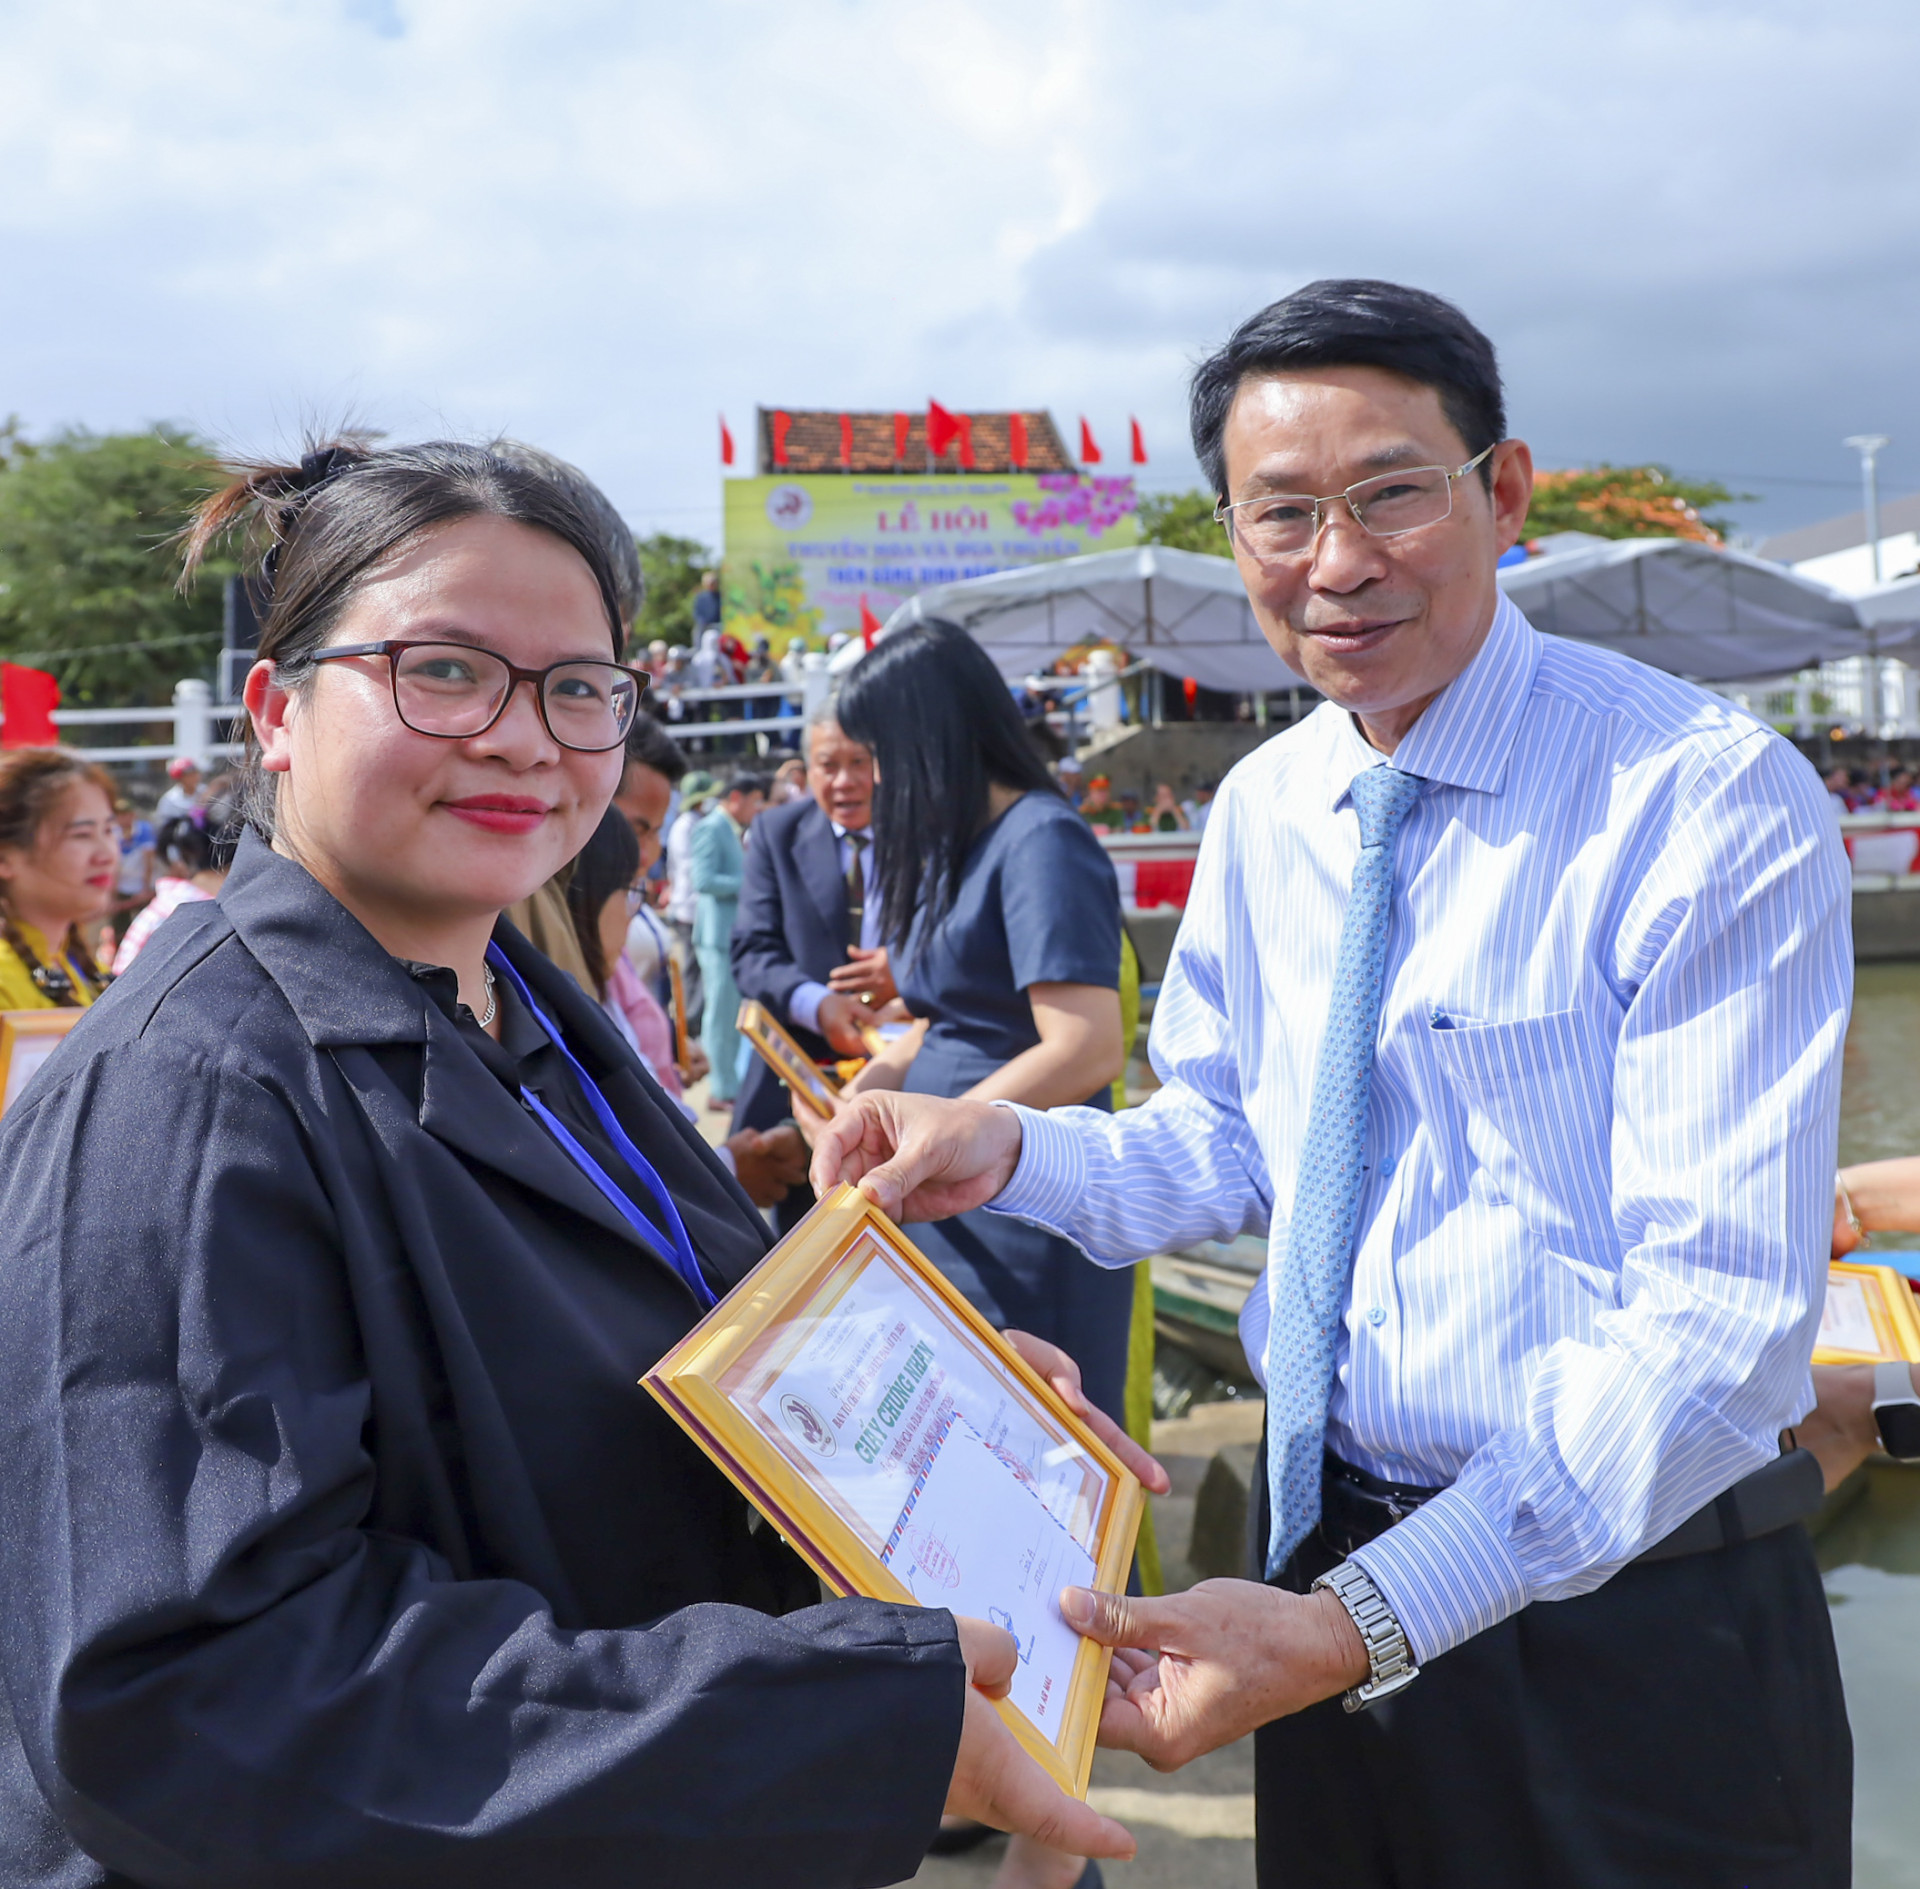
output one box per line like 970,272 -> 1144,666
722,473 -> 1140,644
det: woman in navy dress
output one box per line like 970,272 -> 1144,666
836,620 -> 1133,1427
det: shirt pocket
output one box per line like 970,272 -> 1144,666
1427,1008 -> 1619,1286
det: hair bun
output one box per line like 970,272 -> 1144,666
295,445 -> 362,491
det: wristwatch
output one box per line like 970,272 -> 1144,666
1311,1560 -> 1420,1713
1871,1360 -> 1920,1463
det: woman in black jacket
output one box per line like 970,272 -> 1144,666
0,440 -> 1137,1888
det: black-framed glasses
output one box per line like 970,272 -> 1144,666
307,640 -> 646,753
1213,443 -> 1499,560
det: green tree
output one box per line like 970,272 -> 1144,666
1137,489 -> 1228,556
0,422 -> 234,710
1522,465 -> 1745,545
633,531 -> 713,647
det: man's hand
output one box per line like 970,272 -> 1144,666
828,944 -> 897,1007
948,1617 -> 1135,1861
808,1091 -> 1023,1222
815,990 -> 873,1058
1061,1579 -> 1369,1771
724,1123 -> 811,1207
1002,1330 -> 1170,1496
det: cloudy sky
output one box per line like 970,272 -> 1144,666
4,0 -> 1916,548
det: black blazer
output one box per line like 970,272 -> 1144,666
729,796 -> 854,1132
0,835 -> 960,1889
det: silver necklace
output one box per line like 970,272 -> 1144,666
475,963 -> 498,1030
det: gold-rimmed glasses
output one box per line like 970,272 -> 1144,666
1213,443 -> 1498,560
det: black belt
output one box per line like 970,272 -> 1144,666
1317,1446 -> 1825,1565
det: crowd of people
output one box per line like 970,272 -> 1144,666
1826,762 -> 1920,813
0,275 -> 1914,1889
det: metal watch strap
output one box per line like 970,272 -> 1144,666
1311,1560 -> 1420,1714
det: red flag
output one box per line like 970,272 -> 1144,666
859,595 -> 883,648
956,413 -> 976,471
719,415 -> 735,466
838,413 -> 853,469
1008,412 -> 1029,470
1183,675 -> 1199,710
927,400 -> 962,459
1079,418 -> 1102,464
1,663 -> 59,748
771,411 -> 792,468
893,412 -> 911,462
1130,417 -> 1147,464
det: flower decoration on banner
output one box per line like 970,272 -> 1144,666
1010,475 -> 1139,540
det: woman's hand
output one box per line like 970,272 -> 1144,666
809,1092 -> 1025,1223
1002,1329 -> 1170,1495
948,1617 -> 1135,1862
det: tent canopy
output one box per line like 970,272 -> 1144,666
836,532 -> 1887,690
1856,570 -> 1920,630
1493,533 -> 1879,681
850,544 -> 1293,691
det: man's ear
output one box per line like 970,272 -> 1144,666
1489,439 -> 1534,556
244,658 -> 296,776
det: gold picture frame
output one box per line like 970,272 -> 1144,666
0,1010 -> 80,1118
1814,1259 -> 1920,1364
644,1184 -> 1144,1797
737,997 -> 843,1121
667,952 -> 693,1083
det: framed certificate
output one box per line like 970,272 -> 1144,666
1814,1260 -> 1920,1364
0,1010 -> 79,1118
644,1184 -> 1144,1796
737,998 -> 843,1121
667,952 -> 693,1082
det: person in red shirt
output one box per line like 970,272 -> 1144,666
1874,768 -> 1919,811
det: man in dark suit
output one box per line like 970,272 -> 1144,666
730,708 -> 895,1221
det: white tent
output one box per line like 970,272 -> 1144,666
1856,570 -> 1920,631
1494,534 -> 1879,681
839,544 -> 1294,692
833,531 -> 1887,691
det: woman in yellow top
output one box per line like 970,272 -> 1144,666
0,750 -> 119,1010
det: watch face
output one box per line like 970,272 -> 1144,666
1875,1397 -> 1920,1463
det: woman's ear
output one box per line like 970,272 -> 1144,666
244,658 -> 296,776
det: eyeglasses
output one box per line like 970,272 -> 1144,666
306,640 -> 646,753
1213,444 -> 1498,560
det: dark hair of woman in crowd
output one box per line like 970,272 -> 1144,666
155,773 -> 245,879
836,617 -> 1058,946
179,438 -> 632,833
564,804 -> 640,996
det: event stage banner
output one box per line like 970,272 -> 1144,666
722,472 -> 1140,644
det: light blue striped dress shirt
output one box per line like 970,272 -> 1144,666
993,595 -> 1852,1663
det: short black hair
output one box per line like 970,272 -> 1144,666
1190,279 -> 1505,499
623,713 -> 687,786
725,773 -> 771,800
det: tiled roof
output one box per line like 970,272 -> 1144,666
755,408 -> 1075,476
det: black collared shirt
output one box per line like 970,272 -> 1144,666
402,959 -> 686,1268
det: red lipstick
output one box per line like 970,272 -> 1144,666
444,795 -> 551,835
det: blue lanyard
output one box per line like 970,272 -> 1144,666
485,944 -> 716,1311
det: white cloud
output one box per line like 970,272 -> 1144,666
2,0 -> 1915,543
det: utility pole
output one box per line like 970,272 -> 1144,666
1845,434 -> 1891,741
1844,434 -> 1891,585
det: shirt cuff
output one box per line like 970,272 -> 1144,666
986,1102 -> 1090,1229
789,980 -> 829,1036
1346,1482 -> 1530,1665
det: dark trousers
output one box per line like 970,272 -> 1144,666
1251,1452 -> 1852,1888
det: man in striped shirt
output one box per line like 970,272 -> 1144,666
815,280 -> 1851,1887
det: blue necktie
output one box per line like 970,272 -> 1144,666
1266,763 -> 1423,1578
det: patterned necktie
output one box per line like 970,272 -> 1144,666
844,831 -> 868,941
1266,762 -> 1423,1578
